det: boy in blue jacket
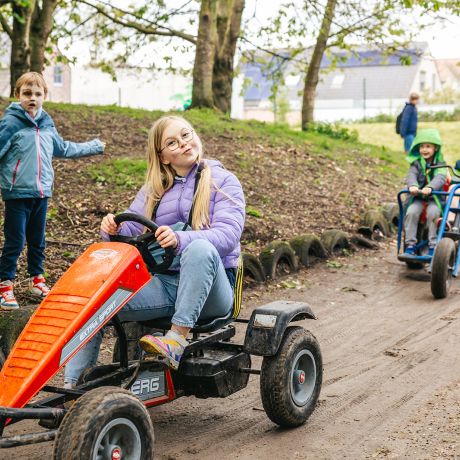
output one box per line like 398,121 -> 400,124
0,72 -> 106,310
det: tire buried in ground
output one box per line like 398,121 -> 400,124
350,234 -> 379,250
382,203 -> 400,233
290,234 -> 327,267
320,230 -> 350,256
362,210 -> 390,238
259,241 -> 298,279
242,253 -> 265,286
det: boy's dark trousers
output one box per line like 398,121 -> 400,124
0,198 -> 48,281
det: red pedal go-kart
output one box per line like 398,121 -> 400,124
0,213 -> 322,459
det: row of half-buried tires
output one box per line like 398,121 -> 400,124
242,230 -> 351,283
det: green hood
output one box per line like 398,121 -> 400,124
406,128 -> 444,165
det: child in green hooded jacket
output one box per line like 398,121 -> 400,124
403,128 -> 447,257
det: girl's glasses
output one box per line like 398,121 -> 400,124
160,129 -> 194,152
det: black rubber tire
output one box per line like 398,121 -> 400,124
405,261 -> 424,270
431,238 -> 456,299
382,203 -> 400,233
260,326 -> 322,427
53,387 -> 154,460
350,234 -> 379,250
259,241 -> 298,279
0,349 -> 5,370
320,230 -> 350,255
290,234 -> 327,267
362,210 -> 390,238
113,323 -> 151,363
242,253 -> 265,283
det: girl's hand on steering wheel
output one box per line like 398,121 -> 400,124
155,225 -> 178,248
409,186 -> 419,196
101,213 -> 119,235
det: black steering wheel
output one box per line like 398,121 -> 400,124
109,212 -> 175,274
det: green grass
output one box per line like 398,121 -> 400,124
88,158 -> 146,190
351,121 -> 460,164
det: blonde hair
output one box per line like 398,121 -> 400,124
14,72 -> 48,97
145,116 -> 212,229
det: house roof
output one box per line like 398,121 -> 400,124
243,43 -> 428,101
435,59 -> 460,85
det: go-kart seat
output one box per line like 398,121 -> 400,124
137,257 -> 243,334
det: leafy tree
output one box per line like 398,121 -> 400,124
72,0 -> 245,113
251,0 -> 460,130
0,0 -> 61,96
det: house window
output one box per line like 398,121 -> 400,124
54,65 -> 64,86
331,74 -> 344,89
419,70 -> 426,92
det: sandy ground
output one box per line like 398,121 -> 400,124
2,241 -> 460,459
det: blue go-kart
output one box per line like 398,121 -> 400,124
397,162 -> 460,299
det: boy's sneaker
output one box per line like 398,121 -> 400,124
139,330 -> 188,370
28,275 -> 50,299
427,246 -> 436,257
404,245 -> 416,256
0,280 -> 19,310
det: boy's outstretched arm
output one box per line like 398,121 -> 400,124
52,127 -> 105,158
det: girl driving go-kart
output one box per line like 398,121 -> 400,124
64,115 -> 245,386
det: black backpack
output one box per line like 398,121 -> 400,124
395,106 -> 405,134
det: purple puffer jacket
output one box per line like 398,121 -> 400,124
102,160 -> 245,269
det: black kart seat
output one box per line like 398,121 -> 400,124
138,309 -> 234,334
138,256 -> 243,334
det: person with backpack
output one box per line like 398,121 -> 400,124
397,92 -> 419,153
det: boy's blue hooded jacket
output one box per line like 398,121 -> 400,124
0,102 -> 104,200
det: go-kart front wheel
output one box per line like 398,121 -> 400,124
431,237 -> 456,299
53,386 -> 154,460
260,326 -> 322,427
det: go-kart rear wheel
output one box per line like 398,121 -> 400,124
431,237 -> 456,299
260,326 -> 322,427
53,386 -> 153,460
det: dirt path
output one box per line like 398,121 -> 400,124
2,242 -> 460,459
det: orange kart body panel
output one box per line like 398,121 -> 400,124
0,242 -> 151,409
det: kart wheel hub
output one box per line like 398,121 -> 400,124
111,447 -> 121,459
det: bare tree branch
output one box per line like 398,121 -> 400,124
78,0 -> 197,44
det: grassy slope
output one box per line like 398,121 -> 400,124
352,121 -> 460,163
0,99 -> 407,291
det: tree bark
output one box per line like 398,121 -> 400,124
9,0 -> 35,96
212,0 -> 245,114
301,0 -> 337,130
30,0 -> 59,73
191,0 -> 217,109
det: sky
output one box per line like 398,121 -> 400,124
59,0 -> 460,67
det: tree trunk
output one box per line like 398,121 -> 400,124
30,0 -> 59,73
212,0 -> 245,114
191,0 -> 217,109
301,0 -> 337,130
9,1 -> 36,96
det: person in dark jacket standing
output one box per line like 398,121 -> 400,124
400,92 -> 419,153
0,72 -> 106,310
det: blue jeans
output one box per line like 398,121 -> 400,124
64,239 -> 235,384
0,198 -> 48,280
404,134 -> 415,153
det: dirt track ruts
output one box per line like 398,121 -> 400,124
2,242 -> 460,459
